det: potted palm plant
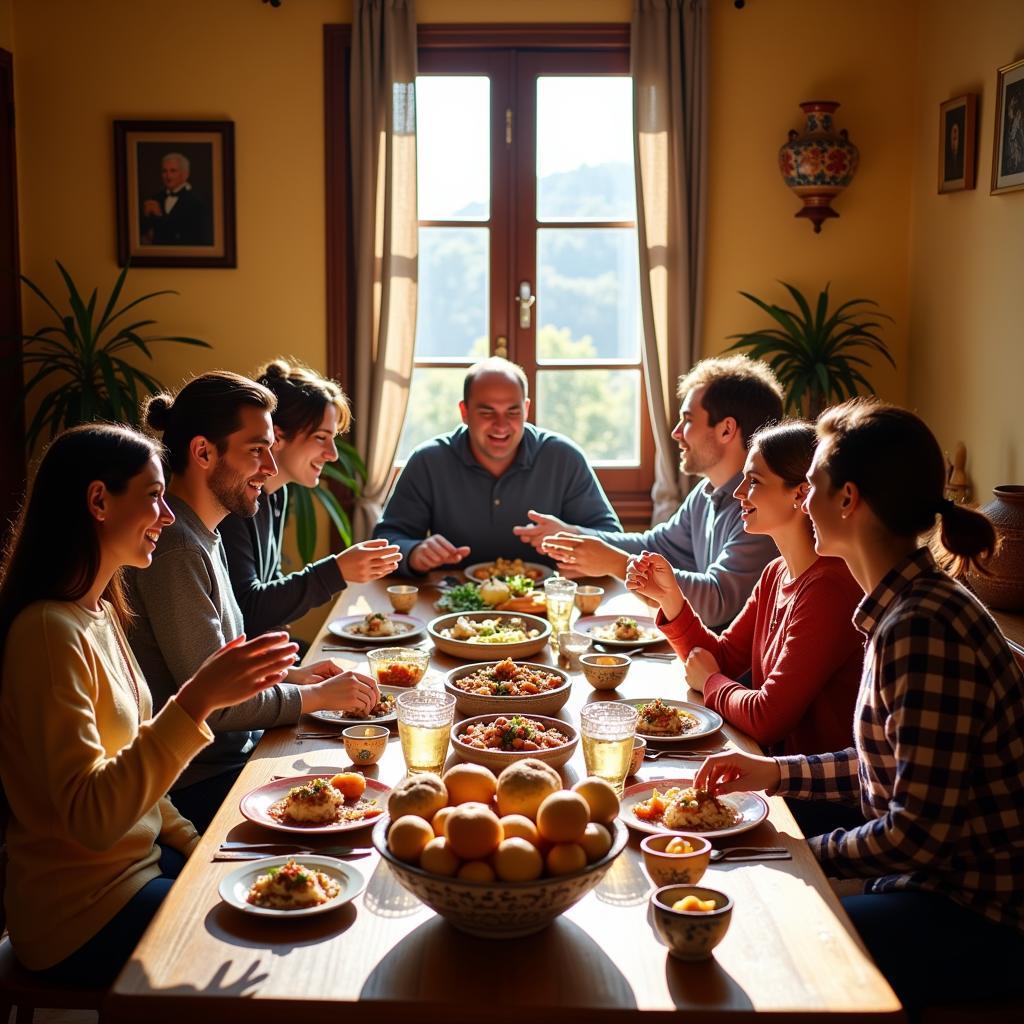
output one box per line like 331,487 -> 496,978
725,282 -> 895,418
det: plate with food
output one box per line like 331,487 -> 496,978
445,659 -> 571,716
574,614 -> 666,649
436,576 -> 546,617
306,686 -> 402,727
463,559 -> 553,584
326,611 -> 426,644
451,712 -> 578,771
618,697 -> 723,743
218,855 -> 366,918
239,773 -> 389,835
428,610 -> 550,661
620,777 -> 768,839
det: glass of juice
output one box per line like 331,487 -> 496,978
396,690 -> 456,776
544,576 -> 578,645
580,701 -> 638,794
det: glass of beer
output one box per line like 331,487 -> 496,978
580,701 -> 638,795
397,690 -> 456,776
544,576 -> 578,646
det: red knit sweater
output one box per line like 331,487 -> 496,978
659,556 -> 864,756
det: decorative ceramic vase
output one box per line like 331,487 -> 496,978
778,101 -> 859,233
967,486 -> 1024,611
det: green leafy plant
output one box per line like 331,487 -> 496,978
725,282 -> 895,418
287,439 -> 367,564
17,260 -> 210,449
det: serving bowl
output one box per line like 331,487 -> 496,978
640,832 -> 712,887
372,815 -> 628,937
444,661 -> 572,717
650,884 -> 733,960
367,646 -> 430,687
579,652 -> 631,690
450,712 -> 578,771
428,611 -> 550,661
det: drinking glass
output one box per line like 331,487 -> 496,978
580,701 -> 638,794
397,690 -> 456,776
544,576 -> 578,645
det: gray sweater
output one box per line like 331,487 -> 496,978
126,494 -> 302,789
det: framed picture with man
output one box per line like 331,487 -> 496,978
114,120 -> 236,267
992,57 -> 1024,195
938,94 -> 977,194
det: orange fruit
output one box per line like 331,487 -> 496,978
388,773 -> 447,820
329,772 -> 366,800
419,836 -> 460,877
431,804 -> 457,838
546,842 -> 587,876
443,763 -> 497,805
495,758 -> 561,819
572,777 -> 619,825
579,822 -> 612,862
536,791 -> 589,844
444,802 -> 504,860
499,813 -> 540,847
387,814 -> 435,863
457,860 -> 496,882
492,838 -> 544,882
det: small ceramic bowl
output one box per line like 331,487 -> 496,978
640,832 -> 712,887
579,652 -> 631,691
342,723 -> 390,765
386,584 -> 419,613
366,646 -> 430,687
628,735 -> 647,776
650,884 -> 733,961
574,585 -> 605,614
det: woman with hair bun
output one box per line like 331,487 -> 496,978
696,399 -> 1024,1012
220,359 -> 401,636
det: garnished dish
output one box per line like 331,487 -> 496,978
636,698 -> 700,737
348,611 -> 412,638
574,613 -> 666,650
593,616 -> 660,643
246,859 -> 341,910
465,558 -> 550,583
437,577 -> 545,616
451,658 -> 563,697
620,777 -> 769,839
429,610 -> 551,662
459,714 -> 572,753
327,612 -> 426,644
240,773 -> 392,835
440,616 -> 541,644
308,686 -> 401,727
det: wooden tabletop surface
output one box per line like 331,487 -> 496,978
106,576 -> 903,1023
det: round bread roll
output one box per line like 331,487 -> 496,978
495,758 -> 561,819
387,772 -> 448,820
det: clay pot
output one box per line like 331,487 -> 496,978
968,486 -> 1024,611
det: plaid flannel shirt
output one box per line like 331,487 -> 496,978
776,548 -> 1024,933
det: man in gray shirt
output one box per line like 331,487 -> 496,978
373,358 -> 620,574
515,355 -> 783,629
127,371 -> 379,831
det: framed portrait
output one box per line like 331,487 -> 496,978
992,58 -> 1024,195
938,94 -> 977,193
114,120 -> 236,267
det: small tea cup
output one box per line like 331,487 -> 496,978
579,652 -> 631,690
386,584 -> 419,613
574,585 -> 605,614
650,884 -> 732,960
641,832 -> 712,887
342,724 -> 390,765
628,735 -> 647,776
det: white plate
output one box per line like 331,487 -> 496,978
306,686 -> 403,727
574,614 -> 666,649
239,774 -> 390,835
326,613 -> 426,644
218,855 -> 366,918
463,561 -> 553,584
620,777 -> 769,839
617,697 -> 723,743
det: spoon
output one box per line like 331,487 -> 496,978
709,847 -> 790,862
644,748 -> 722,760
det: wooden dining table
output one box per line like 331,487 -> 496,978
106,574 -> 904,1024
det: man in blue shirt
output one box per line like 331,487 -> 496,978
514,355 -> 782,628
373,358 -> 620,574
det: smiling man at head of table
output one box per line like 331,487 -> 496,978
372,356 -> 621,576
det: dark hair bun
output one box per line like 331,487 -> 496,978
144,393 -> 173,431
259,359 -> 291,384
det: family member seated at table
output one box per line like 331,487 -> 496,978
0,424 -> 300,986
127,371 -> 379,831
517,354 -> 781,628
220,358 -> 401,636
695,400 -> 1024,1014
626,420 -> 865,836
372,357 -> 620,574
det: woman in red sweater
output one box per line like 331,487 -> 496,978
627,420 -> 865,833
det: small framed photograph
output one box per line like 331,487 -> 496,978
114,120 -> 236,267
992,58 -> 1024,195
938,94 -> 977,193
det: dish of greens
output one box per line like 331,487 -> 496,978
436,575 -> 535,613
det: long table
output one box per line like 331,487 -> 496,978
106,576 -> 903,1023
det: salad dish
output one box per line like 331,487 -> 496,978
463,559 -> 552,584
436,575 -> 545,616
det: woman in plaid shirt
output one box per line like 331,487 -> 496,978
697,399 -> 1024,1013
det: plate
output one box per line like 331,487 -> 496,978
573,614 -> 667,649
616,697 -> 723,743
306,686 -> 403,727
239,774 -> 390,835
326,613 -> 426,644
464,561 -> 553,584
428,611 -> 550,661
620,777 -> 769,839
218,855 -> 366,918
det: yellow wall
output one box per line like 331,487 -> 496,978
0,0 -> 13,53
906,0 -> 1024,500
